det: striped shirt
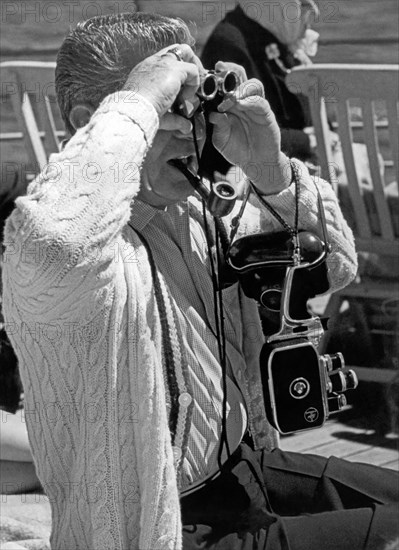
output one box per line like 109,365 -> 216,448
130,198 -> 248,492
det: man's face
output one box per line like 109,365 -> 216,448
241,0 -> 318,45
138,110 -> 206,208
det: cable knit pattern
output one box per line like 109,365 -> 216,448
2,90 -> 357,549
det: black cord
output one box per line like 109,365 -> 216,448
214,220 -> 231,465
249,162 -> 299,238
191,116 -> 202,165
293,162 -> 300,234
200,201 -> 231,467
192,114 -> 231,466
249,163 -> 330,262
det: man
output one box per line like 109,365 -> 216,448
2,12 -> 397,550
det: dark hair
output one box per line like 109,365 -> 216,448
55,12 -> 194,135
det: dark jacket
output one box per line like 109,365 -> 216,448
200,6 -> 313,176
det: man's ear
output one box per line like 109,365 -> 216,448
69,104 -> 95,131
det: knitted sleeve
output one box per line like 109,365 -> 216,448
2,91 -> 159,324
235,159 -> 358,293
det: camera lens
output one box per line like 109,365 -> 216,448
260,288 -> 282,311
213,182 -> 236,198
207,182 -> 238,217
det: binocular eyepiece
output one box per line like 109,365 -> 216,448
198,70 -> 240,101
174,70 -> 240,119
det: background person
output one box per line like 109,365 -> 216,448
201,0 -> 320,180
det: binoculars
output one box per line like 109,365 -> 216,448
174,70 -> 240,118
198,70 -> 240,102
170,69 -> 241,216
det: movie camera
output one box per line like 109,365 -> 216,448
227,225 -> 358,434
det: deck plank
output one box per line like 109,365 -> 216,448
280,418 -> 371,452
345,447 -> 399,469
280,417 -> 399,471
381,458 -> 399,470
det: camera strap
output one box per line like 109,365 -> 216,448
250,161 -> 300,241
229,161 -> 331,263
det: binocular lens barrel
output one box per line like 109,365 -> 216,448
199,71 -> 239,100
200,73 -> 219,99
174,70 -> 240,118
221,71 -> 240,94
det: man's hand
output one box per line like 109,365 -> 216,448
122,44 -> 203,118
209,67 -> 291,195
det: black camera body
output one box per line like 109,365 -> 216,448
260,334 -> 356,434
261,339 -> 329,433
227,230 -> 358,434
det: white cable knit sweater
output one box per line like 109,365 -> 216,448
2,92 -> 357,549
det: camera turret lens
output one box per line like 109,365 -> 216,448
328,368 -> 359,393
330,352 -> 345,370
328,394 -> 347,413
329,370 -> 347,393
320,352 -> 345,372
345,369 -> 359,390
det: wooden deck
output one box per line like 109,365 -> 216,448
280,304 -> 398,471
0,419 -> 397,550
280,409 -> 399,471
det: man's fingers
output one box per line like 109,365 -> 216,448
156,44 -> 203,101
214,61 -> 247,83
160,112 -> 193,133
124,44 -> 204,116
234,96 -> 272,115
217,78 -> 265,111
158,43 -> 204,72
236,79 -> 264,100
178,61 -> 202,101
208,111 -> 230,128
